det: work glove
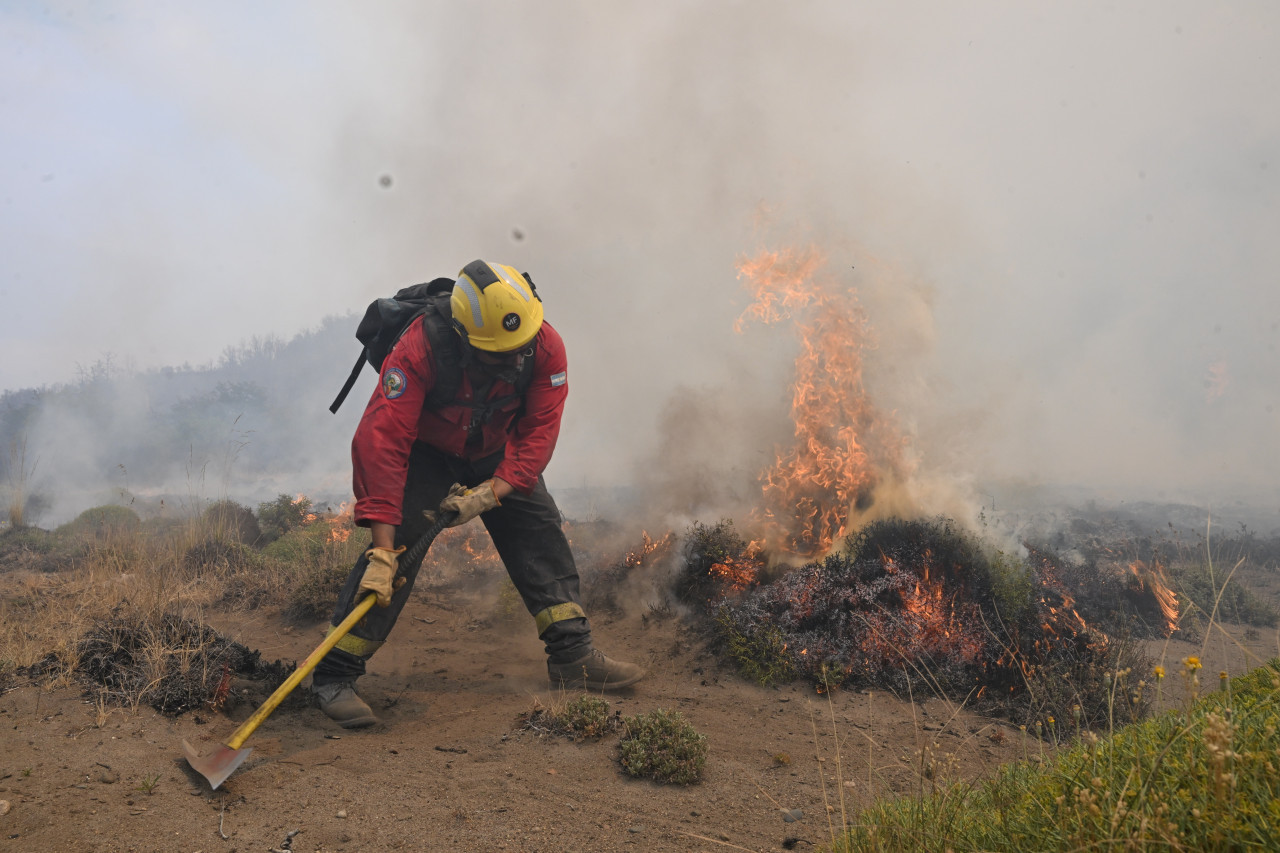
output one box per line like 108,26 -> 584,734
438,480 -> 501,527
358,545 -> 406,607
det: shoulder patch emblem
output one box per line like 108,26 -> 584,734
383,367 -> 408,399
550,371 -> 567,387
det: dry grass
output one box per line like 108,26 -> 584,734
0,502 -> 362,706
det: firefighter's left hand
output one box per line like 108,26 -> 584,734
438,480 -> 501,526
358,546 -> 406,607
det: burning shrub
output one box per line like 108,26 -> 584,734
256,493 -> 314,545
1024,545 -> 1180,638
674,520 -> 763,605
681,517 -> 1151,728
580,527 -> 677,616
617,709 -> 707,785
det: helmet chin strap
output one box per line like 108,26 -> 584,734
478,349 -> 528,385
454,320 -> 530,384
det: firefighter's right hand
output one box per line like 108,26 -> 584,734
358,546 -> 406,607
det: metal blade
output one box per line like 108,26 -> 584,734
183,739 -> 253,790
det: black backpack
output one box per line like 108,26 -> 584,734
329,277 -> 536,418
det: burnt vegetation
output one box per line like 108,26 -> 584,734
674,517 -> 1203,728
70,613 -> 293,716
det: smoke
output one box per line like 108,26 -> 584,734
3,3 -> 1279,530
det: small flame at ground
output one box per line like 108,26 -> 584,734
327,502 -> 352,544
1127,560 -> 1180,635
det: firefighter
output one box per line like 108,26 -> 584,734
312,260 -> 644,728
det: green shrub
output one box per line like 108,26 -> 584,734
256,493 -> 313,545
987,549 -> 1036,622
0,525 -> 56,557
618,708 -> 707,785
713,605 -> 796,686
285,559 -> 348,623
56,505 -> 141,540
0,522 -> 81,573
1167,559 -> 1278,628
271,524 -> 365,623
523,695 -> 620,741
183,538 -> 260,576
493,576 -> 524,624
200,499 -> 261,545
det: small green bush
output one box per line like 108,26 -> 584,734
0,523 -> 81,573
618,708 -> 707,785
271,524 -> 365,623
0,525 -> 56,556
201,499 -> 261,546
524,695 -> 620,741
256,494 -> 312,545
285,560 -> 348,623
987,549 -> 1036,622
1167,560 -> 1278,628
493,576 -> 524,624
713,605 -> 796,686
183,538 -> 260,576
56,505 -> 141,540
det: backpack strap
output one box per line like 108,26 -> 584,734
329,351 -> 369,414
419,294 -> 464,409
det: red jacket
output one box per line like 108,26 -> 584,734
351,321 -> 569,528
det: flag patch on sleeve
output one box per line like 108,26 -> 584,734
550,371 -> 567,387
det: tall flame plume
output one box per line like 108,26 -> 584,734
735,246 -> 902,557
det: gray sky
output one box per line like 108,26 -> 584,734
3,2 -> 1278,513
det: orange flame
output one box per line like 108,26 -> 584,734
735,246 -> 901,557
1128,560 -> 1180,635
625,531 -> 675,568
708,556 -> 760,592
327,501 -> 353,544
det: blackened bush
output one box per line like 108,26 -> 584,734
685,517 -> 1151,729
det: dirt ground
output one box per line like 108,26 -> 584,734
2,568 -> 1277,853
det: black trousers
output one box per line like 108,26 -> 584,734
312,442 -> 593,686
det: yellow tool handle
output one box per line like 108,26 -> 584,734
225,592 -> 378,750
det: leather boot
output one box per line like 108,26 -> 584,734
548,649 -> 645,691
313,681 -> 378,729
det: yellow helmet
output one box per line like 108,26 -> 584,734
450,260 -> 544,352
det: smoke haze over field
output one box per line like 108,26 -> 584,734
3,3 -> 1279,526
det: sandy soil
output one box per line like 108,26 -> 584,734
0,574 -> 1046,853
2,555 -> 1277,853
